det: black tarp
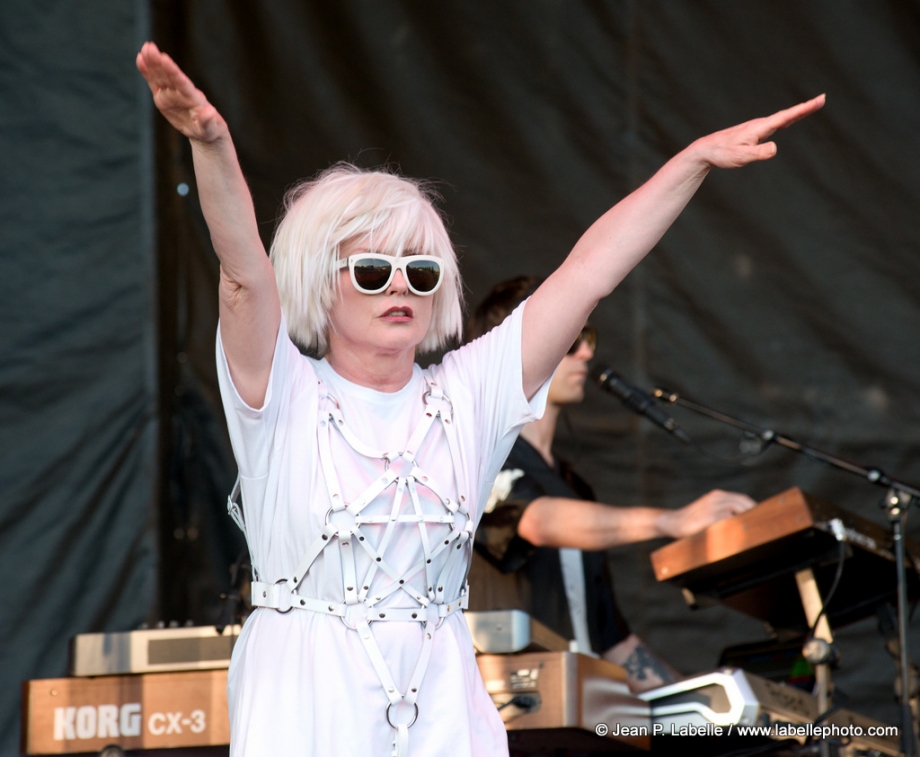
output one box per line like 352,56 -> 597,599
5,1 -> 920,752
0,1 -> 157,755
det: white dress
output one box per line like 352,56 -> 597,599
216,303 -> 550,757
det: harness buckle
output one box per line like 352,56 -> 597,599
274,578 -> 293,614
341,603 -> 369,629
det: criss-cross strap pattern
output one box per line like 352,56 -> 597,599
244,373 -> 473,756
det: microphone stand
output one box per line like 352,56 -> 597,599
654,387 -> 920,757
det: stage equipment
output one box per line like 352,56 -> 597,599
26,647 -> 647,754
70,625 -> 240,677
655,386 -> 920,757
465,609 -> 569,654
640,667 -> 900,756
591,366 -> 690,443
477,650 -> 650,752
650,487 -> 920,630
22,670 -> 229,754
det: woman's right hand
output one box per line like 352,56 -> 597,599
136,41 -> 280,410
136,41 -> 227,143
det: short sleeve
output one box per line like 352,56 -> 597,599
431,301 -> 554,520
215,314 -> 299,479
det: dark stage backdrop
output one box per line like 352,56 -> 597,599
0,1 -> 157,755
4,1 -> 920,751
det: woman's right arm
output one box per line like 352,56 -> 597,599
137,42 -> 280,407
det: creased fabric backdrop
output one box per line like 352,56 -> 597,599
0,1 -> 157,755
3,1 -> 920,752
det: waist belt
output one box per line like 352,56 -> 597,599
251,580 -> 468,623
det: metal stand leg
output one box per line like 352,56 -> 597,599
886,489 -> 920,757
796,568 -> 833,757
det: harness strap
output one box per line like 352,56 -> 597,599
250,583 -> 468,620
240,374 -> 473,757
226,476 -> 260,581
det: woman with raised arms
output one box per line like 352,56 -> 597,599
136,41 -> 823,757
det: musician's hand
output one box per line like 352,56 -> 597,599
688,94 -> 825,170
659,489 -> 757,539
136,41 -> 227,143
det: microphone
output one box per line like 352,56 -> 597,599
591,365 -> 691,443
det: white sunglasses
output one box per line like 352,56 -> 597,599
336,253 -> 444,296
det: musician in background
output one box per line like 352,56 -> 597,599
466,276 -> 757,693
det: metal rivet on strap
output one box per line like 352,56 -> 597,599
379,612 -> 386,618
300,600 -> 305,606
399,579 -> 404,584
328,605 -> 334,611
262,591 -> 267,598
376,557 -> 382,562
438,586 -> 443,592
322,535 -> 328,540
411,613 -> 418,619
346,586 -> 353,591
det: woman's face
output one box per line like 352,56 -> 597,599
327,242 -> 435,360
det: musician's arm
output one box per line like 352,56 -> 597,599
603,634 -> 681,693
517,490 -> 756,549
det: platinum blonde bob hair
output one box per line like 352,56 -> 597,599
270,163 -> 464,356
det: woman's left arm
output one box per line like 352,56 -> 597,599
521,94 -> 825,398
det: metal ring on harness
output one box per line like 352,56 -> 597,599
273,578 -> 293,614
324,506 -> 356,533
386,700 -> 419,728
341,603 -> 369,630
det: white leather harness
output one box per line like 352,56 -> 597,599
229,374 -> 473,756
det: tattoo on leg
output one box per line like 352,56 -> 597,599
621,644 -> 676,684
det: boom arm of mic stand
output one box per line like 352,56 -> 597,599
654,385 -> 920,755
652,387 -> 920,498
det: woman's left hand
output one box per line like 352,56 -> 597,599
690,94 -> 826,169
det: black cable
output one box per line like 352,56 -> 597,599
806,538 -> 847,642
496,695 -> 538,712
813,687 -> 850,727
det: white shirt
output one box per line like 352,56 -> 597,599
216,302 -> 550,756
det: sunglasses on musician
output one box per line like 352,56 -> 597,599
567,325 -> 597,355
337,253 -> 443,297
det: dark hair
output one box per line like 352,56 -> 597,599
464,275 -> 543,343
